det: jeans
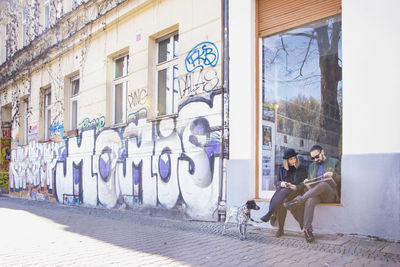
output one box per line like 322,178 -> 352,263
298,182 -> 337,231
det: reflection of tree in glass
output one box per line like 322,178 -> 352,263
277,18 -> 342,154
277,96 -> 320,140
315,21 -> 342,138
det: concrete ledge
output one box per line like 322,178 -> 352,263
253,198 -> 343,206
251,199 -> 345,235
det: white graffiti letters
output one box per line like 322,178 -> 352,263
10,95 -> 222,219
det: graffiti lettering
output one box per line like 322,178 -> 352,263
9,94 -> 222,219
179,68 -> 220,98
0,171 -> 9,189
127,108 -> 147,123
28,125 -> 38,141
2,128 -> 11,138
9,141 -> 64,201
78,116 -> 105,132
185,42 -> 219,73
128,88 -> 147,109
50,121 -> 64,140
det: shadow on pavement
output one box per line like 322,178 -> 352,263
1,195 -> 399,265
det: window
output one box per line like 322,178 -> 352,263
259,15 -> 342,198
21,98 -> 29,145
70,75 -> 80,130
112,54 -> 129,124
44,1 -> 51,29
72,0 -> 83,9
2,27 -> 7,63
43,88 -> 52,140
5,23 -> 10,60
22,7 -> 29,47
156,33 -> 179,116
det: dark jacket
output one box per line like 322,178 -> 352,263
276,164 -> 307,188
272,164 -> 307,229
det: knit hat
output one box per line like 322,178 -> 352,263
283,148 -> 298,159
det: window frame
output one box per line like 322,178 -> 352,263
22,7 -> 29,47
5,23 -> 10,60
155,32 -> 179,117
2,27 -> 7,63
44,1 -> 51,30
43,87 -> 52,140
111,53 -> 129,125
69,75 -> 80,130
257,15 -> 342,200
21,98 -> 29,145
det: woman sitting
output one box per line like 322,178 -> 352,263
260,148 -> 306,237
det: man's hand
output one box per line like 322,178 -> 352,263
323,172 -> 333,178
303,178 -> 310,184
280,181 -> 287,188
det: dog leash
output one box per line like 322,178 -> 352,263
250,218 -> 264,224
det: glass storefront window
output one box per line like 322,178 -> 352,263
259,15 -> 342,197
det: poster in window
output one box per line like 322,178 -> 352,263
262,105 -> 275,122
262,155 -> 273,191
262,125 -> 272,150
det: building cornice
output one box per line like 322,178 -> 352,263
0,0 -> 153,91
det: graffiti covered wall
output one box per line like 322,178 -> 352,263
8,40 -> 223,218
0,137 -> 11,191
2,0 -> 224,220
9,91 -> 221,218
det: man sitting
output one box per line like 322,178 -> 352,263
284,145 -> 341,243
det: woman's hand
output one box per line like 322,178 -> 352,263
288,184 -> 297,190
323,172 -> 333,178
280,181 -> 287,188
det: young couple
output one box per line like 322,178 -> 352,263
260,145 -> 341,242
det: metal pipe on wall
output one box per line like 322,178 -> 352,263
218,0 -> 229,222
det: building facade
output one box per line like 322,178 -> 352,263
0,0 -> 225,219
1,0 -> 399,241
229,0 -> 400,241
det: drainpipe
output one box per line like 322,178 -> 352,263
218,0 -> 229,222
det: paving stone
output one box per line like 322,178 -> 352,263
1,196 -> 400,266
382,243 -> 400,255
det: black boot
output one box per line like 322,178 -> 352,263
275,229 -> 284,237
260,213 -> 271,222
304,229 -> 315,243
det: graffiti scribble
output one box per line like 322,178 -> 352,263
50,121 -> 64,140
78,116 -> 105,132
185,41 -> 219,73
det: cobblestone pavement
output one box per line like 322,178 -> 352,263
0,195 -> 399,267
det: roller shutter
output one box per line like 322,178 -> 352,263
258,0 -> 341,37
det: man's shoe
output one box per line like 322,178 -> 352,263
275,229 -> 284,238
260,214 -> 270,222
304,229 -> 315,243
284,199 -> 299,210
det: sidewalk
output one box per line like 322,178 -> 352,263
0,195 -> 399,267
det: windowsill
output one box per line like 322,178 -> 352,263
67,129 -> 79,137
252,198 -> 343,207
110,122 -> 127,129
147,113 -> 178,122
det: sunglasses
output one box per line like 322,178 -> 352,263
311,151 -> 321,160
